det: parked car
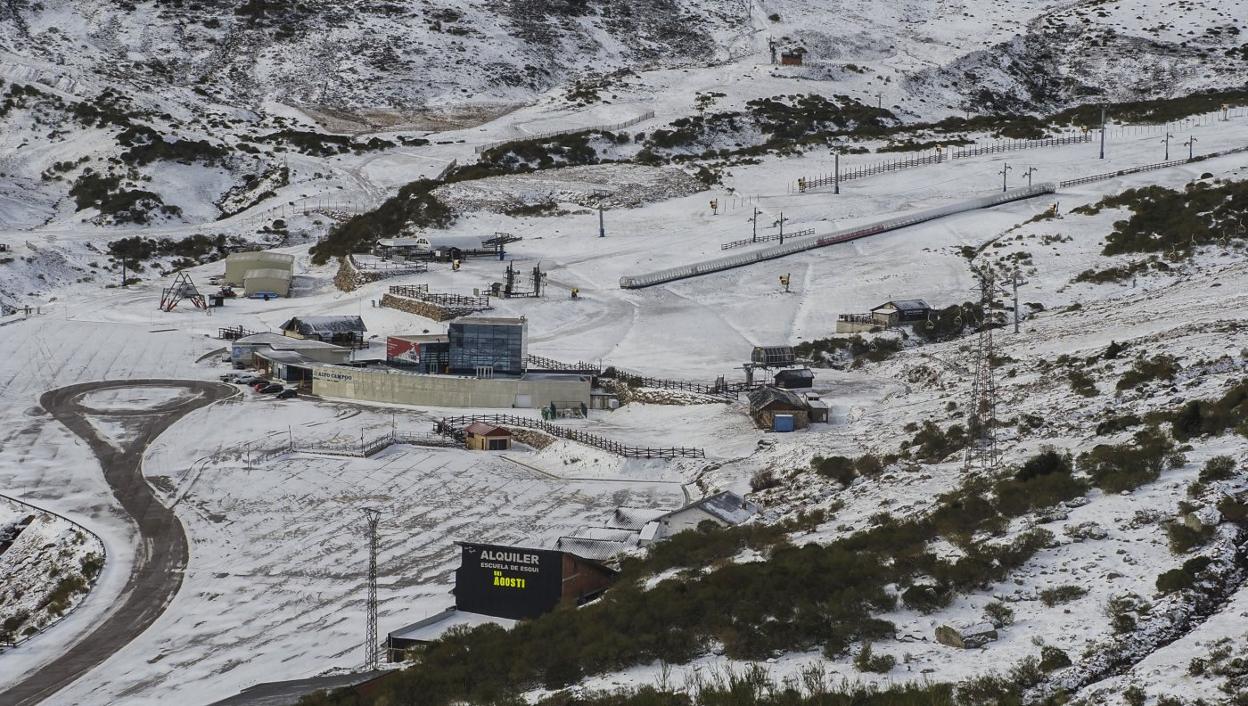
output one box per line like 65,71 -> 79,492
250,380 -> 271,391
259,383 -> 284,394
276,388 -> 298,399
234,375 -> 260,385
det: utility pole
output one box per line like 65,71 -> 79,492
1022,166 -> 1037,188
1185,135 -> 1197,160
362,508 -> 382,672
1163,132 -> 1174,161
999,162 -> 1012,192
777,212 -> 788,244
833,149 -> 840,195
750,206 -> 760,243
1099,104 -> 1106,160
1012,269 -> 1023,334
598,205 -> 605,238
876,92 -> 883,110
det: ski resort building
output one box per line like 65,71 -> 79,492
230,333 -> 352,368
309,366 -> 589,408
279,315 -> 367,346
223,251 -> 295,298
871,299 -> 931,326
448,317 -> 527,375
837,299 -> 931,333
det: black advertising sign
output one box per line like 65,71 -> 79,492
454,542 -> 563,620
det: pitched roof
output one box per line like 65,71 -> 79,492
747,385 -> 808,411
464,422 -> 510,437
873,299 -> 930,312
555,536 -> 630,562
280,315 -> 367,335
659,491 -> 760,526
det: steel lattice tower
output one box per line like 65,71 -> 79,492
362,508 -> 382,671
964,268 -> 1004,475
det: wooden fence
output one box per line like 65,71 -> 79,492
952,133 -> 1091,158
434,414 -> 704,459
525,354 -> 602,374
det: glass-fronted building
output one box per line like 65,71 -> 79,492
448,317 -> 527,375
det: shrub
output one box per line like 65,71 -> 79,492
1039,585 -> 1087,607
1038,646 -> 1072,672
814,456 -> 857,486
1078,427 -> 1173,492
749,470 -> 781,493
1156,567 -> 1196,594
983,601 -> 1014,627
853,642 -> 896,673
908,422 -> 968,463
1165,520 -> 1214,554
901,584 -> 947,613
1116,355 -> 1180,390
1090,180 -> 1248,257
1123,685 -> 1147,706
1199,455 -> 1236,482
1095,413 -> 1142,436
995,449 -> 1085,516
1170,380 -> 1248,440
854,454 -> 885,477
1068,369 -> 1098,397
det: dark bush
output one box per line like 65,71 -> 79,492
1116,355 -> 1180,390
1170,380 -> 1248,441
814,455 -> 857,486
1199,455 -> 1237,482
1078,427 -> 1173,492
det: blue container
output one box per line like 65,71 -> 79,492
773,414 -> 795,433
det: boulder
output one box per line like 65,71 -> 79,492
935,622 -> 998,649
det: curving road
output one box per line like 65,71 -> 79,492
1,380 -> 237,706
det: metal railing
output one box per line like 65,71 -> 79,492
619,183 -> 1058,289
721,228 -> 816,250
1058,144 -> 1248,188
434,414 -> 704,459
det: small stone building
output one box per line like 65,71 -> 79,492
464,422 -> 513,451
747,386 -> 811,431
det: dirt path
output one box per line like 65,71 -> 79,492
0,380 -> 236,706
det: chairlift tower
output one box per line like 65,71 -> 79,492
362,508 -> 382,671
159,271 -> 207,312
964,267 -> 1008,475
